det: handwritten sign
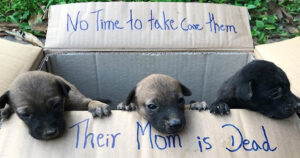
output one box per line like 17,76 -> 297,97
45,2 -> 253,50
1,111 -> 299,158
69,118 -> 277,153
66,10 -> 237,33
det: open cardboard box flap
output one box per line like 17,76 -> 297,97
0,111 -> 300,158
1,2 -> 300,158
45,2 -> 253,52
0,39 -> 43,94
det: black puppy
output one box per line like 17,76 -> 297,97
208,60 -> 300,119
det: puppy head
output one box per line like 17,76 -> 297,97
236,60 -> 297,119
126,74 -> 191,134
0,71 -> 70,140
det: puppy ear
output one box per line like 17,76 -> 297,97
179,83 -> 192,96
125,87 -> 136,105
56,80 -> 71,97
236,81 -> 253,101
0,91 -> 9,108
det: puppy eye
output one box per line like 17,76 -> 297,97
147,104 -> 158,110
269,87 -> 282,99
53,102 -> 63,111
19,112 -> 31,119
178,98 -> 185,104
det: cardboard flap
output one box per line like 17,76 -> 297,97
45,2 -> 253,51
0,39 -> 43,94
254,37 -> 300,97
0,110 -> 300,158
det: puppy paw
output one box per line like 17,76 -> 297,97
117,102 -> 136,111
88,100 -> 111,118
209,102 -> 230,115
0,106 -> 14,121
187,101 -> 208,111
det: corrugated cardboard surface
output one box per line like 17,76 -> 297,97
0,39 -> 43,94
2,2 -> 299,158
0,110 -> 299,158
41,52 -> 253,108
45,2 -> 253,51
254,37 -> 300,97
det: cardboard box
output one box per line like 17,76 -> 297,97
0,110 -> 299,158
42,2 -> 254,107
0,2 -> 300,158
45,2 -> 253,51
41,52 -> 253,107
0,39 -> 43,95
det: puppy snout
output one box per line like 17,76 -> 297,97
43,128 -> 58,138
283,104 -> 294,113
294,103 -> 300,113
167,118 -> 182,130
287,108 -> 294,113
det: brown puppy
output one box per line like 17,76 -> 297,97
118,74 -> 191,134
0,71 -> 111,140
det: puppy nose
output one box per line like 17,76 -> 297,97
43,128 -> 57,137
285,106 -> 294,113
295,103 -> 300,113
167,119 -> 182,129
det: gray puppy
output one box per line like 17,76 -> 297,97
0,71 -> 111,140
118,74 -> 191,134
